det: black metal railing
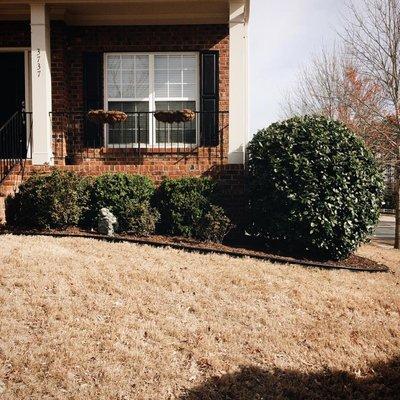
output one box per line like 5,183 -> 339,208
0,111 -> 32,184
51,111 -> 228,164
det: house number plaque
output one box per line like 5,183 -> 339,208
36,49 -> 41,78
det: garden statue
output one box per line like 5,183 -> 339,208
97,208 -> 118,236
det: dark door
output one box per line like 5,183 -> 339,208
0,52 -> 26,158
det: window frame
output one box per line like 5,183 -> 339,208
103,52 -> 200,148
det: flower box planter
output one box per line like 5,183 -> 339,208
154,109 -> 195,124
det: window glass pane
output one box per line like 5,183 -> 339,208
135,70 -> 149,98
107,101 -> 149,145
155,101 -> 196,144
182,55 -> 196,70
136,55 -> 149,69
107,55 -> 149,100
122,70 -> 134,85
169,84 -> 182,98
122,70 -> 135,98
155,84 -> 168,98
121,55 -> 135,69
108,85 -> 121,98
107,55 -> 121,69
155,55 -> 168,69
155,70 -> 168,85
169,70 -> 182,84
169,56 -> 182,70
183,84 -> 196,98
183,70 -> 196,84
154,54 -> 196,101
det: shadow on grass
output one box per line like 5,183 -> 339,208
179,356 -> 400,400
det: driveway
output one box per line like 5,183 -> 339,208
373,214 -> 395,245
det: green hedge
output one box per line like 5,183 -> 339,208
247,115 -> 384,260
5,172 -> 232,242
5,170 -> 89,229
155,177 -> 231,242
83,173 -> 156,233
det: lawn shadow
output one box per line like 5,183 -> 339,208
179,356 -> 400,400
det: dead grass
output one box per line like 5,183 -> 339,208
0,235 -> 399,399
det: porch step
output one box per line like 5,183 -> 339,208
0,165 -> 24,197
0,166 -> 26,225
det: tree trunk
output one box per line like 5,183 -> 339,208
395,150 -> 400,249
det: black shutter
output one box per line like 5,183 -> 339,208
83,52 -> 103,147
200,51 -> 219,146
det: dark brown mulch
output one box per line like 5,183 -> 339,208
0,226 -> 389,273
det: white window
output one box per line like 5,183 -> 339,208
105,53 -> 198,147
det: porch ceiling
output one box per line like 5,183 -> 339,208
0,0 -> 234,25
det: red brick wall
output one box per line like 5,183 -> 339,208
0,22 -> 232,178
0,21 -> 30,47
50,23 -> 229,164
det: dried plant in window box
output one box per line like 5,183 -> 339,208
154,109 -> 196,124
88,110 -> 128,124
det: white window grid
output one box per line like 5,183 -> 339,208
104,52 -> 200,148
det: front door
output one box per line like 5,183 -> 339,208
0,52 -> 26,158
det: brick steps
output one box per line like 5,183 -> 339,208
0,166 -> 25,224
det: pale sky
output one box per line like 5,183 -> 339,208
249,0 -> 349,135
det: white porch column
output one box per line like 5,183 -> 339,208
228,1 -> 248,164
30,3 -> 53,165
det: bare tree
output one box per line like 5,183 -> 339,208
284,48 -> 393,159
285,0 -> 400,249
343,0 -> 400,248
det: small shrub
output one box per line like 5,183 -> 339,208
119,202 -> 160,236
84,173 -> 156,230
5,171 -> 89,229
247,115 -> 384,260
383,188 -> 396,210
155,177 -> 223,238
195,205 -> 232,243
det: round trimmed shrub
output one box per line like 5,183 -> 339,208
155,177 -> 231,239
119,202 -> 160,236
195,205 -> 232,243
5,170 -> 89,229
247,115 -> 384,260
84,173 -> 156,231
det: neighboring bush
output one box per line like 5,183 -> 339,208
155,177 -> 231,239
247,115 -> 384,260
83,173 -> 156,232
5,171 -> 89,229
383,188 -> 396,210
195,205 -> 232,243
119,202 -> 160,236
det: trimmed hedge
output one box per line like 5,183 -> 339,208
155,177 -> 231,241
5,172 -> 232,242
119,203 -> 159,236
247,115 -> 384,260
83,173 -> 156,232
5,170 -> 89,229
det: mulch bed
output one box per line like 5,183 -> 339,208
0,226 -> 389,273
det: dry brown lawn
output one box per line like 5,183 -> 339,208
0,235 -> 399,399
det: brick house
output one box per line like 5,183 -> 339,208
0,0 -> 250,221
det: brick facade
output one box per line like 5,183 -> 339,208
0,21 -> 229,169
0,21 -> 243,225
50,22 -> 230,166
